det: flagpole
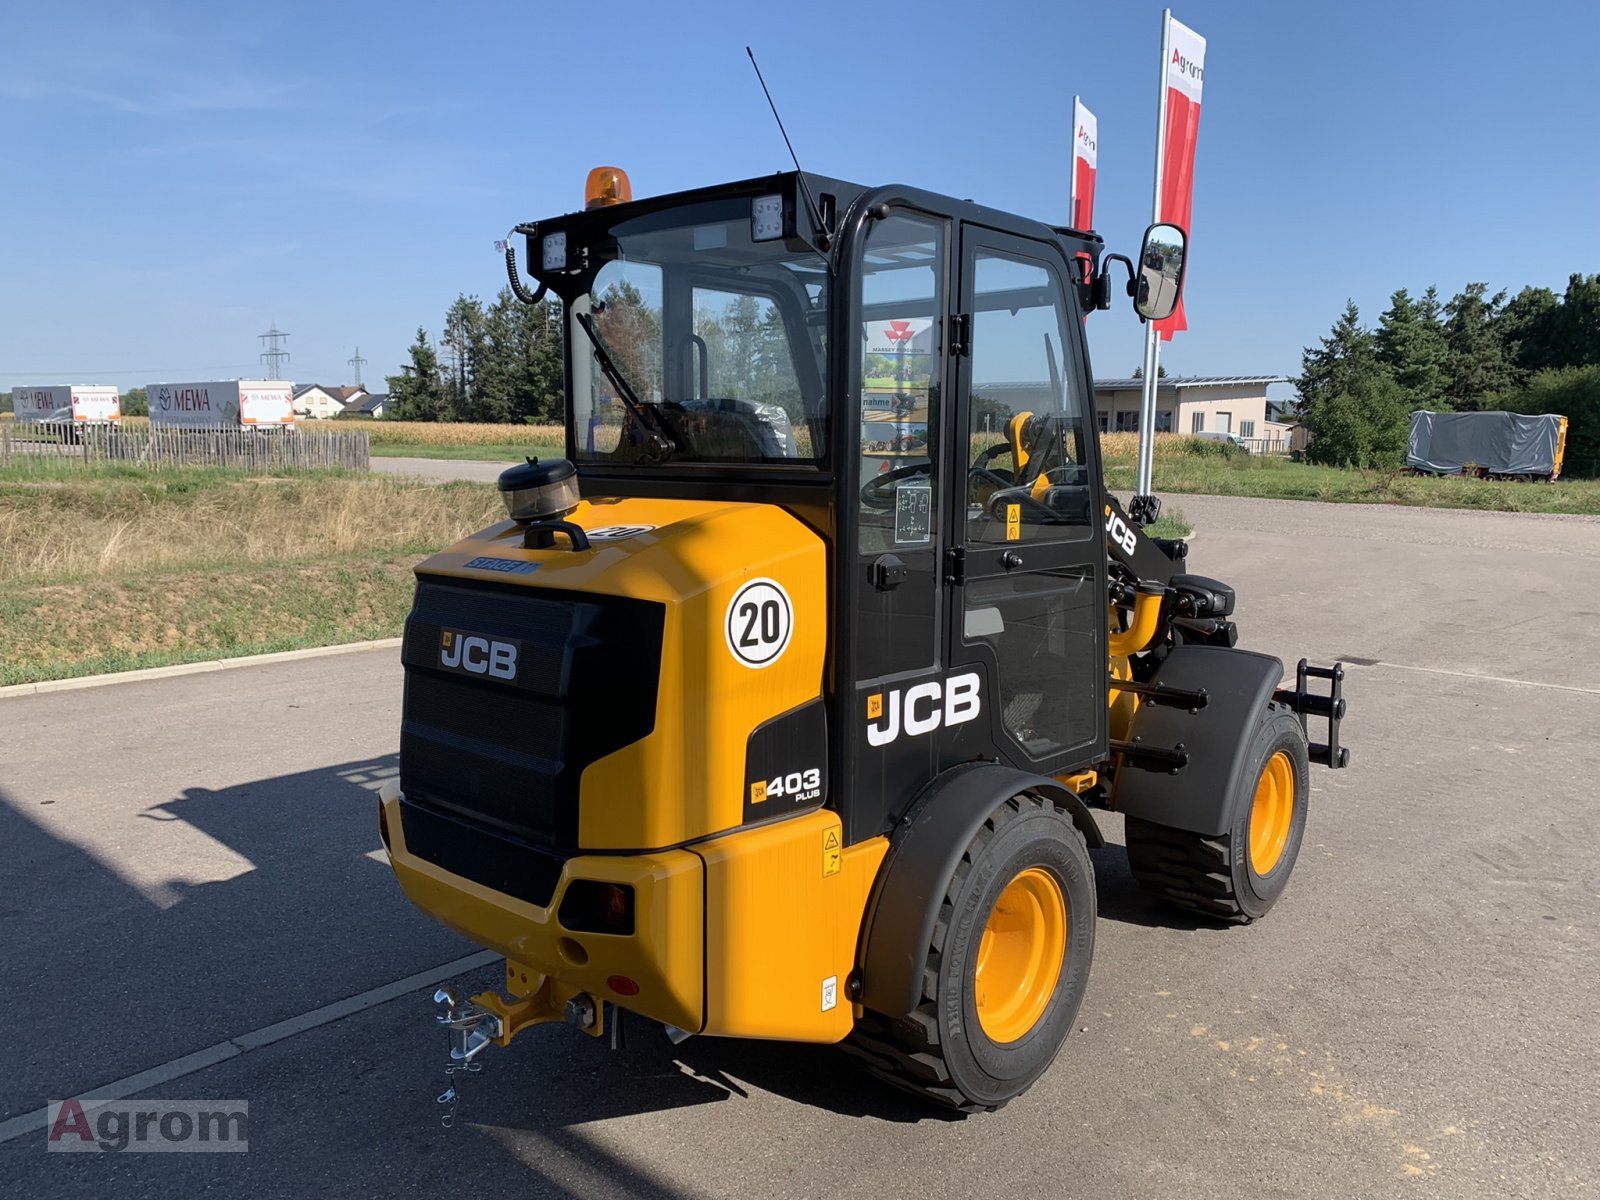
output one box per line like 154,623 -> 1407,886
1069,94 -> 1080,222
1136,9 -> 1173,502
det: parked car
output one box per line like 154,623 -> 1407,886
1191,430 -> 1248,450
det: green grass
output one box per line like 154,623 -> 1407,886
1100,444 -> 1600,515
1143,506 -> 1193,538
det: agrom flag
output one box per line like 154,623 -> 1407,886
1070,97 -> 1098,232
1153,14 -> 1205,341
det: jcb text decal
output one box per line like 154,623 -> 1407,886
866,672 -> 982,746
439,629 -> 520,681
1104,505 -> 1137,556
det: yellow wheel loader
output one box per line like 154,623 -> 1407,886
379,167 -> 1348,1113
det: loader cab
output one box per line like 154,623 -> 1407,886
526,172 -> 1109,846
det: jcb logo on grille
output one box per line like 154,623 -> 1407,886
439,629 -> 519,681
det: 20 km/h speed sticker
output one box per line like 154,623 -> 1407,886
725,578 -> 794,669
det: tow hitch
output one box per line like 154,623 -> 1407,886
433,988 -> 500,1127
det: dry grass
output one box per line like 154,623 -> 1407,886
0,470 -> 501,586
0,466 -> 506,683
105,415 -> 564,448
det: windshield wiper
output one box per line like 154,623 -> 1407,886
574,311 -> 680,461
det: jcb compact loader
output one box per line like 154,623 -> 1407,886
379,166 -> 1348,1113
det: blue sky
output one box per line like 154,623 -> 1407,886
3,0 -> 1596,398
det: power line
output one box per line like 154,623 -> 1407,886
348,346 -> 368,388
259,323 -> 291,380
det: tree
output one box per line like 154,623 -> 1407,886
1548,273 -> 1600,370
1495,285 -> 1560,378
481,288 -> 564,424
1303,370 -> 1410,469
121,387 -> 149,416
1374,288 -> 1447,411
1130,364 -> 1168,378
1502,365 -> 1600,479
441,295 -> 490,419
386,328 -> 450,421
1441,283 -> 1516,410
1295,301 -> 1378,410
1295,301 -> 1407,467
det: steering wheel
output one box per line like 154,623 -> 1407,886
860,461 -> 931,510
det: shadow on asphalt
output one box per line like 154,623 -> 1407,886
0,755 -> 467,1121
1089,842 -> 1219,931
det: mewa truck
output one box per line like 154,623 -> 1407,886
378,165 -> 1349,1115
146,380 -> 296,429
10,385 -> 121,426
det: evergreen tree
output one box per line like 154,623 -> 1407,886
1441,283 -> 1516,410
1495,285 -> 1560,377
1549,273 -> 1600,369
386,328 -> 450,421
440,295 -> 489,419
1296,301 -> 1408,467
1374,288 -> 1447,411
1294,300 -> 1379,410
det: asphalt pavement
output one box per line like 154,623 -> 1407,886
2,491 -> 1597,1198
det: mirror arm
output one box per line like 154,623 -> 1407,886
1094,254 -> 1137,312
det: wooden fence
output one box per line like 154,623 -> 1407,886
0,424 -> 370,472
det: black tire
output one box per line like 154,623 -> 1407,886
1125,703 -> 1310,923
847,794 -> 1095,1113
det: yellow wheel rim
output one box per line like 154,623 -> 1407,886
974,867 -> 1067,1044
1248,751 -> 1296,876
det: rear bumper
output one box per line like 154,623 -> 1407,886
382,789 -> 887,1044
382,791 -> 704,1033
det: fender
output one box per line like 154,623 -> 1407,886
1113,645 -> 1283,835
856,762 -> 1104,1018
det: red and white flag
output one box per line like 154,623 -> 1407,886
1153,14 -> 1205,341
1069,97 -> 1098,232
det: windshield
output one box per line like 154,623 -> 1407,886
569,197 -> 830,466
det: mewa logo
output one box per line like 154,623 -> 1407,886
438,628 -> 519,681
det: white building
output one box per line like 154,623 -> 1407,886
1092,375 -> 1292,451
293,385 -> 367,420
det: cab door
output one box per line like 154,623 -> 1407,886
947,225 -> 1106,771
842,208 -> 954,841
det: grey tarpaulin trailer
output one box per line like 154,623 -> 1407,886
1406,410 -> 1570,481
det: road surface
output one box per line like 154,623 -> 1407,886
2,492 -> 1597,1198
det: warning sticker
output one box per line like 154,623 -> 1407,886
821,975 -> 838,1012
1006,503 -> 1021,542
823,828 -> 841,876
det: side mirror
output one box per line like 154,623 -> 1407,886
1133,222 -> 1187,321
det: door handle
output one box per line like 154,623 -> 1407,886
1001,550 -> 1024,570
872,554 -> 909,591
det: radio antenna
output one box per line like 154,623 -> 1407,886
746,46 -> 832,251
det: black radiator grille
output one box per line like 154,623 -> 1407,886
400,576 -> 664,857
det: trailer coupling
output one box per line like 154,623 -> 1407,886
1273,659 -> 1350,769
430,982 -> 615,1127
